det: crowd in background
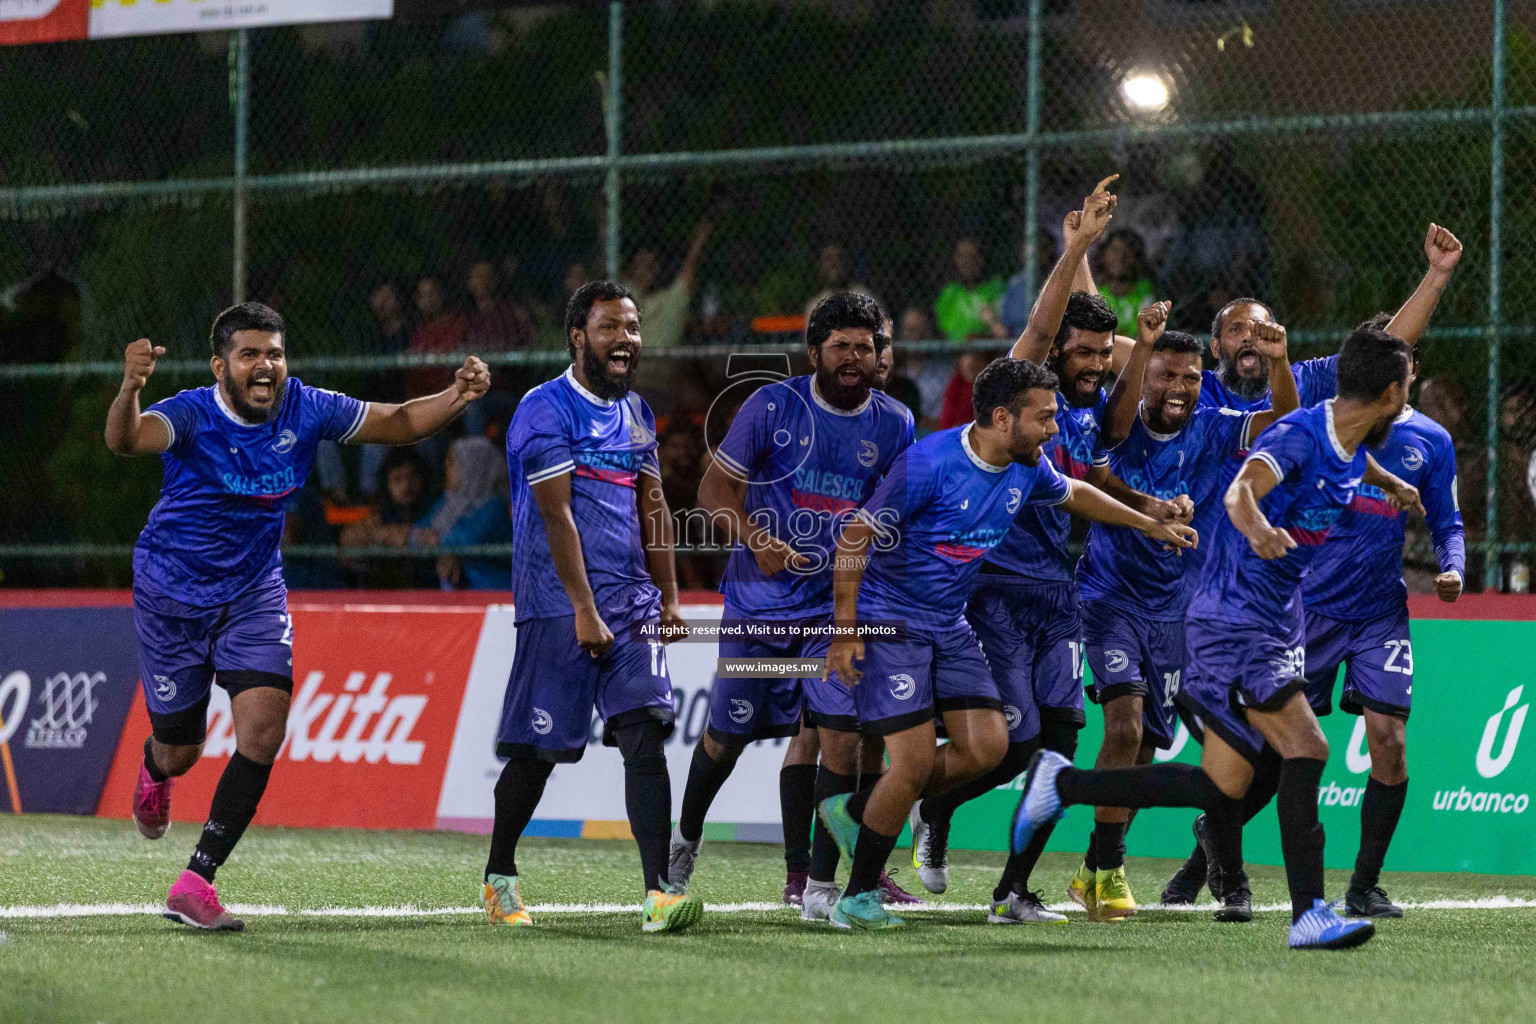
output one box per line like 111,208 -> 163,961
273,220 -> 1536,593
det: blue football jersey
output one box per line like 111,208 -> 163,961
985,390 -> 1108,581
855,425 -> 1071,631
506,367 -> 661,623
1198,355 -> 1338,412
1303,407 -> 1465,621
1188,401 -> 1368,628
134,378 -> 367,607
1077,404 -> 1258,620
714,376 -> 915,620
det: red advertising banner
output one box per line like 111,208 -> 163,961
97,603 -> 482,830
0,1 -> 88,45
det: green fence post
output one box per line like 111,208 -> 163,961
1022,0 -> 1043,304
1486,0 -> 1506,590
605,2 -> 622,282
231,28 -> 250,305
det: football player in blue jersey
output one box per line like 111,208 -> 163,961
106,301 -> 490,930
814,358 -> 1196,931
486,280 -> 701,934
1010,326 -> 1423,950
665,292 -> 918,917
1160,225 -> 1463,917
1058,300 -> 1299,920
905,179 -> 1193,924
1199,224 -> 1463,412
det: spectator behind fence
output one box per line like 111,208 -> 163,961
340,447 -> 440,588
898,305 -> 947,427
805,242 -> 878,316
408,274 -> 469,395
357,280 -> 415,498
874,343 -> 923,422
622,219 -> 713,349
1000,228 -> 1061,337
1095,227 -> 1158,336
938,350 -> 989,429
657,424 -> 714,591
934,236 -> 1006,342
416,436 -> 513,590
281,478 -> 350,589
466,259 -> 536,351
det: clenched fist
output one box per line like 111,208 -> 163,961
122,338 -> 165,393
453,355 -> 491,402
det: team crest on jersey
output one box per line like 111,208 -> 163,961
729,699 -> 754,724
271,429 -> 297,454
1402,446 -> 1424,471
531,708 -> 553,735
153,675 -> 177,701
890,674 -> 917,701
858,440 -> 878,468
1104,649 -> 1130,674
1006,487 -> 1023,514
1004,705 -> 1023,731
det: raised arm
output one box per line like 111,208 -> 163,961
1059,478 -> 1197,552
350,356 -> 490,445
676,218 -> 715,292
104,339 -> 172,456
1010,176 -> 1119,363
530,472 -> 612,658
823,516 -> 877,685
1362,458 -> 1426,516
1103,300 -> 1169,445
1385,224 -> 1463,346
639,471 -> 689,643
1242,320 -> 1300,435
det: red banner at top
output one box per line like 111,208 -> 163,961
0,1 -> 87,45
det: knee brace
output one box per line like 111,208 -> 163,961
615,720 -> 670,775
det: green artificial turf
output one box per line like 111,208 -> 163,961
3,815 -> 1533,1024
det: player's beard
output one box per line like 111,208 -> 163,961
1060,367 -> 1105,408
1218,347 -> 1271,401
582,344 -> 637,401
1144,387 -> 1195,434
814,361 -> 873,411
225,374 -> 285,423
1007,421 -> 1046,466
1365,415 -> 1395,448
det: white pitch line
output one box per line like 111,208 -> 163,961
3,897 -> 1536,920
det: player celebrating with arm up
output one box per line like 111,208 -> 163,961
815,358 -> 1195,931
1009,325 -> 1421,950
108,301 -> 489,931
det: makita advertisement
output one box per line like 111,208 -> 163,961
0,608 -> 140,814
4,592 -> 1531,875
97,603 -> 480,830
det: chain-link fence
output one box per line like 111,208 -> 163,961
1,0 -> 1533,589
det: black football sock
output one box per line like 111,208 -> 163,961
1055,762 -> 1218,811
996,818 -> 1058,902
1093,820 -> 1128,871
485,757 -> 554,880
188,752 -> 271,882
1275,757 -> 1327,921
844,823 -> 900,899
846,785 -> 873,824
779,764 -> 818,874
616,721 -> 672,892
1353,777 -> 1408,891
1203,790 -> 1246,885
677,742 -> 738,844
921,740 -> 1034,823
1242,746 -> 1283,822
1083,830 -> 1099,872
810,767 -> 858,882
143,736 -> 169,783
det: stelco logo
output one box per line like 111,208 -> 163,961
204,671 -> 428,765
0,670 -> 102,750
